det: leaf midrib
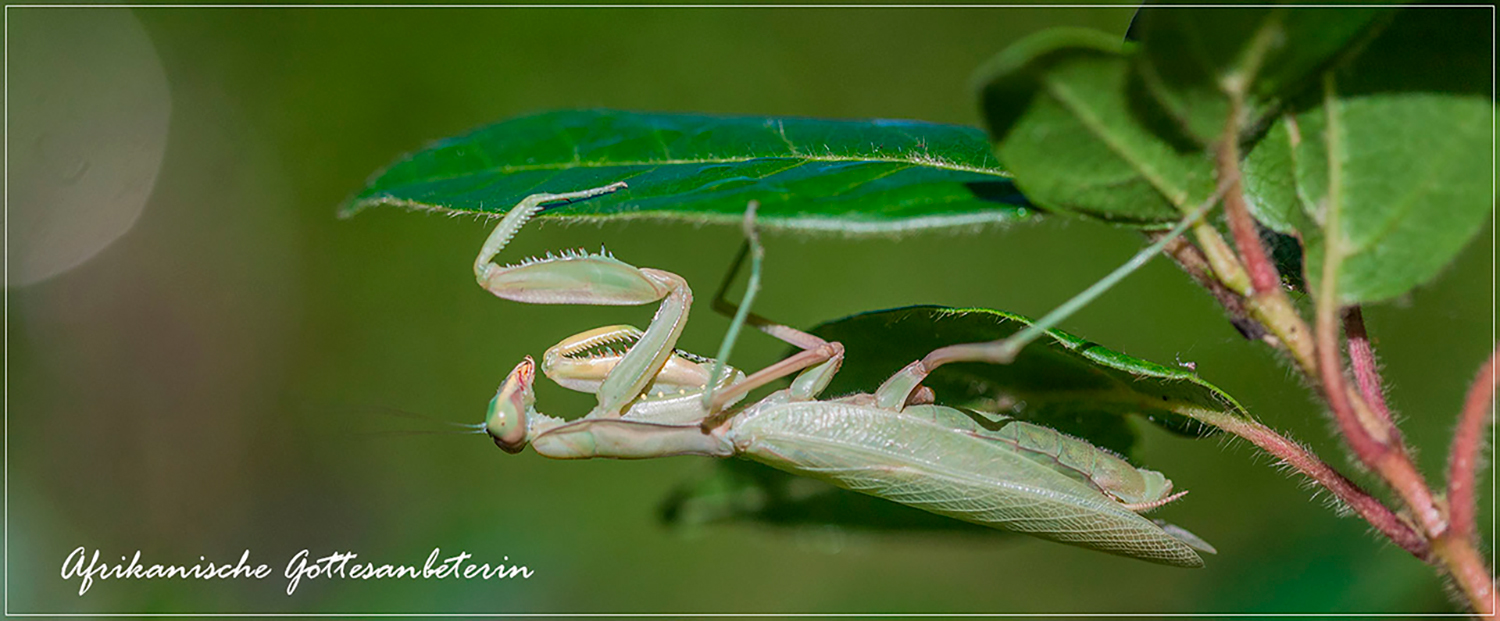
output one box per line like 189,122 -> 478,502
370,153 -> 1013,192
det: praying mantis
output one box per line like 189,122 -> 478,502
469,181 -> 1215,568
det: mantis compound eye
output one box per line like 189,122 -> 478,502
485,357 -> 536,454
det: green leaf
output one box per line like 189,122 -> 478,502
1302,92 -> 1491,303
1241,7 -> 1495,303
1130,6 -> 1391,143
975,28 -> 1216,224
345,109 -> 1033,234
803,305 -> 1250,458
660,459 -> 1006,537
1241,118 -> 1316,236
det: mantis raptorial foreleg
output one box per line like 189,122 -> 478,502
482,197 -> 844,455
480,193 -> 842,442
472,181 -> 695,419
473,181 -> 629,285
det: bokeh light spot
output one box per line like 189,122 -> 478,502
8,9 -> 171,286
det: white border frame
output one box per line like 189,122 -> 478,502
3,3 -> 1495,617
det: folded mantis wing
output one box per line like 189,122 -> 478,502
729,399 -> 1205,567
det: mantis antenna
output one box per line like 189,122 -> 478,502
701,201 -> 763,410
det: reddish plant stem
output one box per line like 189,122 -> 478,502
1152,132 -> 1434,557
1433,536 -> 1496,615
1203,412 -> 1428,559
1202,75 -> 1490,613
1300,75 -> 1490,611
1214,135 -> 1281,297
1306,70 -> 1444,537
1318,307 -> 1387,459
1209,105 -> 1318,378
1316,296 -> 1444,534
1343,306 -> 1397,430
1439,345 -> 1500,614
1448,345 -> 1499,542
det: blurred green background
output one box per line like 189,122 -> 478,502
5,5 -> 1490,614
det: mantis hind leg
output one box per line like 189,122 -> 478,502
875,182 -> 1232,410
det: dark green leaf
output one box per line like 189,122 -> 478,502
1131,6 -> 1391,143
660,459 -> 1007,538
1264,228 -> 1307,293
975,28 -> 1215,224
802,305 -> 1250,458
1330,5 -> 1492,100
345,109 -> 1033,234
1242,8 -> 1495,303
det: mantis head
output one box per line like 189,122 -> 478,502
486,357 -> 537,453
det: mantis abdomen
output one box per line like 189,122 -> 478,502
977,416 -> 1173,508
727,401 -> 1204,567
895,405 -> 1175,508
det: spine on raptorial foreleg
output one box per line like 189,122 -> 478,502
543,325 -> 749,424
474,197 -> 547,283
472,181 -> 632,296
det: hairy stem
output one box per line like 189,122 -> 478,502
1190,71 -> 1496,611
1437,346 -> 1500,615
1190,222 -> 1252,296
1188,222 -> 1320,375
1306,74 -> 1488,612
1311,74 -> 1441,536
1195,410 -> 1428,558
1343,306 -> 1397,428
1448,345 -> 1499,543
1216,120 -> 1281,297
1433,533 -> 1497,615
1211,95 -> 1319,379
1316,295 -> 1441,528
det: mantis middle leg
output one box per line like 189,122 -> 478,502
699,202 -> 845,419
